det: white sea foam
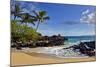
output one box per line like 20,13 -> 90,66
37,47 -> 88,58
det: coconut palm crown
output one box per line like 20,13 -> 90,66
32,10 -> 50,31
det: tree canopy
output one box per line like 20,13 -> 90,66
11,1 -> 50,43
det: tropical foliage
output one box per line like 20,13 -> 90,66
11,21 -> 41,43
11,1 -> 50,45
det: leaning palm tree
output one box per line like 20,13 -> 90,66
32,10 -> 50,31
19,13 -> 36,26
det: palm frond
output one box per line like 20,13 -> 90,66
15,4 -> 20,13
43,16 -> 50,20
39,11 -> 46,17
32,10 -> 39,17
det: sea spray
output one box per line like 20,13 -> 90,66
37,47 -> 88,58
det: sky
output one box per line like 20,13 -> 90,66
15,1 -> 96,36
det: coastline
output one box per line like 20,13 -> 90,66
11,48 -> 96,66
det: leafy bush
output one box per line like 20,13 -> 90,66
11,21 -> 41,43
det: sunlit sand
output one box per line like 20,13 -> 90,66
11,48 -> 96,66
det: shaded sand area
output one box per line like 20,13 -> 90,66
11,50 -> 96,66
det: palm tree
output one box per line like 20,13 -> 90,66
11,4 -> 22,20
32,10 -> 50,31
19,13 -> 36,26
11,3 -> 36,26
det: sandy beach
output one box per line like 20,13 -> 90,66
11,48 -> 96,66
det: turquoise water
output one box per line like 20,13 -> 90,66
64,35 -> 95,47
36,36 -> 95,58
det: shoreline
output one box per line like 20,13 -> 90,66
11,48 -> 96,66
11,40 -> 96,66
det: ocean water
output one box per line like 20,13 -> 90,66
64,35 -> 95,47
37,47 -> 88,58
36,35 -> 95,58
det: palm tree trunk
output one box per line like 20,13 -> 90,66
14,16 -> 16,20
36,21 -> 40,31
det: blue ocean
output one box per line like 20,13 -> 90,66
35,35 -> 96,58
64,35 -> 95,47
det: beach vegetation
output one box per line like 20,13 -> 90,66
11,1 -> 50,49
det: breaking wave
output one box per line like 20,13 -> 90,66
37,47 -> 88,58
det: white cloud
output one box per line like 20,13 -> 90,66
80,9 -> 96,24
82,9 -> 89,15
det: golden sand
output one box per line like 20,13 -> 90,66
11,52 -> 96,66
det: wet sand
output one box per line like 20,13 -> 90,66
11,51 -> 96,66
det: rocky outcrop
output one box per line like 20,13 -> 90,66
35,34 -> 65,47
63,41 -> 96,57
11,34 -> 66,48
78,41 -> 95,56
